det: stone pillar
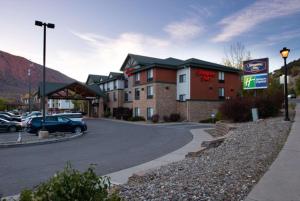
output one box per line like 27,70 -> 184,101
98,97 -> 104,118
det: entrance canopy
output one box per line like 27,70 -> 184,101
38,81 -> 103,100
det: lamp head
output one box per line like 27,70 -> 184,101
47,23 -> 55,29
35,21 -> 43,26
280,47 -> 290,59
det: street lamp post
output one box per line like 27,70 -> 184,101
35,20 -> 55,130
28,66 -> 31,113
280,47 -> 290,121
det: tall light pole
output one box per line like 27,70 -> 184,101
280,47 -> 290,121
27,64 -> 32,113
35,20 -> 55,130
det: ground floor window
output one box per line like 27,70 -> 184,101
134,107 -> 140,117
219,88 -> 225,99
147,107 -> 153,120
179,94 -> 186,101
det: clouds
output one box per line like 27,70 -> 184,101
213,0 -> 300,42
164,19 -> 204,41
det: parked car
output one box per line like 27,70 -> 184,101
27,116 -> 87,135
0,118 -> 22,132
0,111 -> 21,118
288,94 -> 296,99
53,113 -> 83,122
21,112 -> 42,126
0,114 -> 22,122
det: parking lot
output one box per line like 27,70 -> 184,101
0,119 -> 211,197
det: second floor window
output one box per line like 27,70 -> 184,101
135,73 -> 140,83
124,79 -> 128,88
147,69 -> 153,82
124,92 -> 129,102
135,88 -> 140,100
113,80 -> 117,89
218,72 -> 225,83
147,86 -> 153,99
179,74 -> 186,83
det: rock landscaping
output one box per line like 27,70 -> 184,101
118,116 -> 292,201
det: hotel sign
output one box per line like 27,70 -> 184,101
242,58 -> 269,90
243,74 -> 268,90
196,70 -> 215,81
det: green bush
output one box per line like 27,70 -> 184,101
151,114 -> 159,123
128,116 -> 145,121
104,110 -> 111,118
169,113 -> 181,122
19,164 -> 121,201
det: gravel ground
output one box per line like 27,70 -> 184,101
118,117 -> 292,201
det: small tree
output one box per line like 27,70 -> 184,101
222,42 -> 251,69
0,98 -> 7,111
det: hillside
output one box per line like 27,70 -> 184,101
0,50 -> 75,100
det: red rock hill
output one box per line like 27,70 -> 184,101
0,50 -> 75,99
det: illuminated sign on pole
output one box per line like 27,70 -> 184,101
243,58 -> 269,90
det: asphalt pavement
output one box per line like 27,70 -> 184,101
0,119 -> 210,197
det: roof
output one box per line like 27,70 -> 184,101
179,58 -> 241,73
120,54 -> 184,71
38,81 -> 103,98
86,74 -> 108,85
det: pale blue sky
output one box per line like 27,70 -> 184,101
1,0 -> 300,81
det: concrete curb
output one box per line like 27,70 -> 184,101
106,128 -> 213,185
98,117 -> 213,127
0,132 -> 85,148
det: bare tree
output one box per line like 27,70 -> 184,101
222,42 -> 251,70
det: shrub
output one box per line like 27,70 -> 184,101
163,115 -> 170,122
19,163 -> 121,201
151,114 -> 159,123
169,113 -> 181,122
220,93 -> 283,122
219,98 -> 253,122
128,116 -> 145,121
104,110 -> 111,118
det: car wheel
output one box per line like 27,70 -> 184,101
74,126 -> 82,134
8,126 -> 17,133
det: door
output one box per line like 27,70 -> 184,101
57,117 -> 72,132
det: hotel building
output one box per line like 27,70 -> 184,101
86,54 -> 241,122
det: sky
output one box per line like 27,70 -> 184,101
0,0 -> 300,82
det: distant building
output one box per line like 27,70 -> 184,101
47,99 -> 74,113
86,54 -> 242,121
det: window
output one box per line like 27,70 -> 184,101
179,74 -> 186,83
135,72 -> 140,84
134,107 -> 140,117
179,94 -> 186,101
147,85 -> 153,99
147,69 -> 153,82
113,80 -> 117,89
57,117 -> 69,122
124,92 -> 129,102
219,88 -> 225,99
135,88 -> 140,100
218,72 -> 225,83
124,79 -> 128,88
113,92 -> 117,101
147,107 -> 153,120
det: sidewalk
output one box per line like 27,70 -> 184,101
245,104 -> 300,201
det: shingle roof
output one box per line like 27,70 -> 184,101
38,81 -> 103,98
86,74 -> 108,85
179,58 -> 241,73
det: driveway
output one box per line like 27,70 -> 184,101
0,119 -> 211,197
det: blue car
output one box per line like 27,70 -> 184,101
27,116 -> 87,135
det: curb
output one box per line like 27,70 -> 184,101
106,127 -> 213,185
0,132 -> 85,148
98,117 -> 213,127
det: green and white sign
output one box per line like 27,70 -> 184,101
243,73 -> 268,90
